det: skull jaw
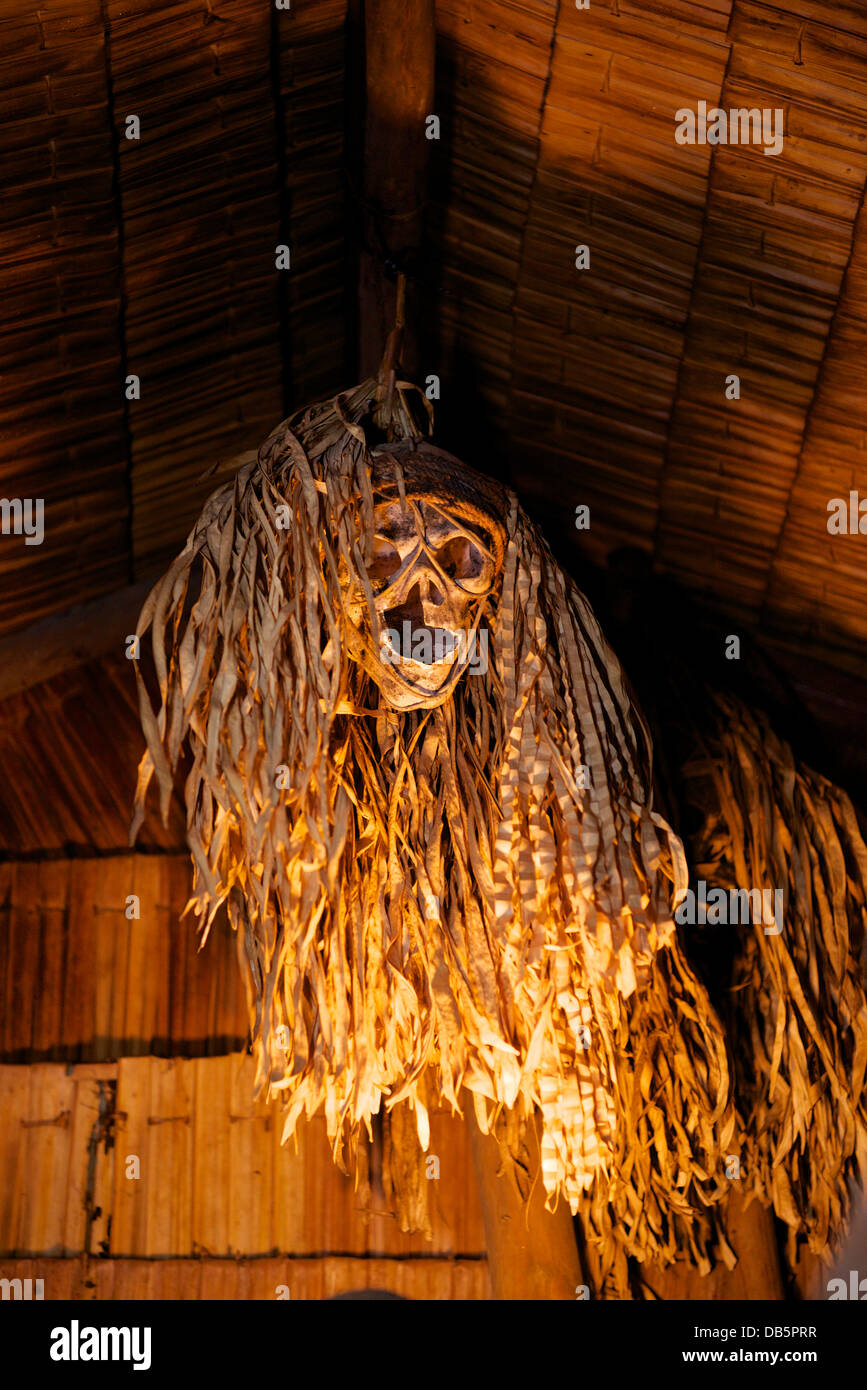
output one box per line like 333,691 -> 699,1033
343,593 -> 479,710
372,663 -> 467,710
369,623 -> 475,711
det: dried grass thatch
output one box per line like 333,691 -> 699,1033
131,380 -> 733,1259
682,692 -> 867,1261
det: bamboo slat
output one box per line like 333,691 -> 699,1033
191,1055 -> 233,1256
95,857 -> 130,1063
229,1053 -> 274,1257
19,1064 -> 68,1254
0,653 -> 185,854
110,1057 -> 148,1257
0,2 -> 130,640
2,862 -> 41,1058
134,855 -> 172,1050
31,860 -> 69,1054
64,1076 -> 97,1256
270,1089 -> 308,1256
0,855 -> 247,1063
0,1057 -> 487,1264
147,1058 -> 194,1257
0,1255 -> 491,1300
0,1066 -> 32,1253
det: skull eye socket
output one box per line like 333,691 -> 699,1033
435,535 -> 486,582
369,538 -> 401,590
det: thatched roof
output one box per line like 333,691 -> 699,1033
1,0 -> 864,674
432,0 -> 867,676
1,0 -> 346,617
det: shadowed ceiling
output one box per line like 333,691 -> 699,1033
1,0 -> 864,688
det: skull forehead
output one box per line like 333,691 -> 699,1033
370,444 -> 509,524
369,459 -> 508,578
373,498 -> 491,548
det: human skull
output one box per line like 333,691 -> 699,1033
344,443 -> 507,710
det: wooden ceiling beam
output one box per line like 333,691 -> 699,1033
355,0 -> 435,379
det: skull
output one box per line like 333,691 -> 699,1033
344,443 -> 507,710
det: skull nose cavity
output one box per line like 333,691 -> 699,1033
383,580 -> 457,664
415,576 -> 444,606
385,585 -> 424,631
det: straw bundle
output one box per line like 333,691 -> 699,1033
131,381 -> 732,1251
681,692 -> 867,1258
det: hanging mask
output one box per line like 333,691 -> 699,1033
342,443 -> 507,709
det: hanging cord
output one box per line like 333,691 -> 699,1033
370,276 -> 434,442
342,162 -> 458,300
375,272 -> 406,434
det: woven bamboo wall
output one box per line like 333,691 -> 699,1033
0,1057 -> 489,1294
0,853 -> 489,1296
0,1256 -> 489,1300
0,855 -> 246,1062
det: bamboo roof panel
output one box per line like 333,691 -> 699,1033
0,0 -> 129,637
653,10 -> 867,647
106,0 -> 284,572
278,0 -> 349,410
0,0 -> 865,676
429,0 -> 867,672
0,654 -> 185,854
762,180 -> 867,657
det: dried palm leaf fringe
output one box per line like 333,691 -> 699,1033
131,381 -> 734,1269
682,692 -> 867,1265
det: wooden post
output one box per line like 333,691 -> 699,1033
643,1189 -> 785,1300
468,1109 -> 584,1300
356,0 -> 435,380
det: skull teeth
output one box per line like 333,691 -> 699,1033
382,621 -> 460,665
